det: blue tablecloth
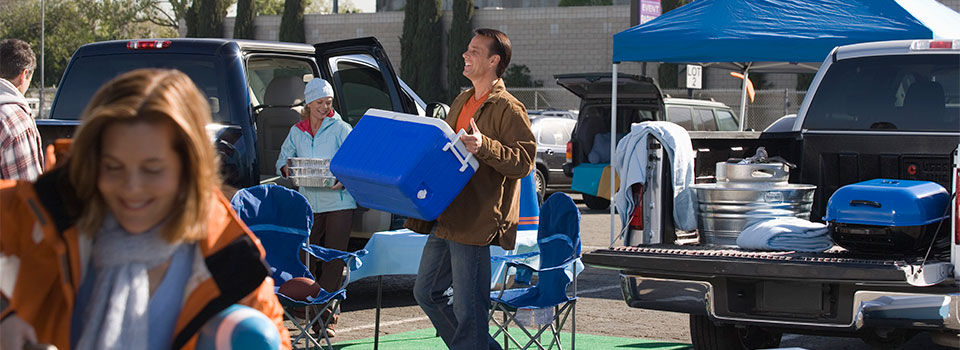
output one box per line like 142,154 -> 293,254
348,229 -> 541,286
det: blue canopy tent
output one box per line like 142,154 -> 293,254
605,0 -> 960,244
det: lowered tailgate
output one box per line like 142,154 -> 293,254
584,245 -> 958,330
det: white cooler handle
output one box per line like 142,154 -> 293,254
443,129 -> 475,173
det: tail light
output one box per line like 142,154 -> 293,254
127,40 -> 171,50
629,184 -> 644,230
566,142 -> 573,162
954,166 -> 958,244
910,40 -> 960,51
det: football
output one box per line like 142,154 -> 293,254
196,304 -> 281,350
277,277 -> 322,301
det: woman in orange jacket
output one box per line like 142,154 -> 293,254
0,69 -> 291,350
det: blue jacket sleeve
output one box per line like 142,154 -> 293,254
276,127 -> 298,176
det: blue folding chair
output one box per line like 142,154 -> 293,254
231,184 -> 366,349
489,192 -> 581,350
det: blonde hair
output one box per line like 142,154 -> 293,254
299,97 -> 333,120
68,69 -> 220,243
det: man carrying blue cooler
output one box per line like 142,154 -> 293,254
405,28 -> 536,350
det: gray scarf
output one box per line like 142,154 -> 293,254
75,214 -> 180,350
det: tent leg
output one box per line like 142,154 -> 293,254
610,64 -> 618,247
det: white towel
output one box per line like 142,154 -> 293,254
612,121 -> 697,234
737,217 -> 833,252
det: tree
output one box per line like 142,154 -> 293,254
400,0 -> 444,102
189,0 -> 228,38
445,0 -> 473,101
558,0 -> 612,6
0,0 -> 176,88
279,0 -> 305,43
750,73 -> 774,90
306,0 -> 362,14
257,0 -> 286,15
400,0 -> 421,92
503,65 -> 543,88
796,73 -> 814,91
143,0 -> 191,31
656,0 -> 690,88
234,0 -> 255,39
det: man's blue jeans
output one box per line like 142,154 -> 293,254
414,234 -> 502,350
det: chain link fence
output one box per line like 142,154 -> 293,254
662,88 -> 808,131
507,88 -> 581,111
508,87 -> 808,131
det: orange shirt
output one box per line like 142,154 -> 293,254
455,91 -> 489,133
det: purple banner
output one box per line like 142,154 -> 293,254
640,0 -> 661,24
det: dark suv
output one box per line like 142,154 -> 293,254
530,115 -> 576,200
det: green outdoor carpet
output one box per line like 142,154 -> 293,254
328,327 -> 691,349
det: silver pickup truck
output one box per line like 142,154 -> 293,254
583,39 -> 960,349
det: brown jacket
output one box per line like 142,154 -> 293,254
405,79 -> 535,249
0,169 -> 291,349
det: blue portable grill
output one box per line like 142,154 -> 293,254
824,179 -> 950,254
330,109 -> 479,221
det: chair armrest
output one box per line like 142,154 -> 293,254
534,256 -> 582,272
491,251 -> 540,263
301,244 -> 368,271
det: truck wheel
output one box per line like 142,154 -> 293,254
582,194 -> 609,210
859,328 -> 915,350
689,315 -> 781,350
690,315 -> 740,350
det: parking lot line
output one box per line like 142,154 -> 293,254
337,315 -> 432,335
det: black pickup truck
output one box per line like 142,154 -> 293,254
583,39 -> 960,349
38,37 -> 441,238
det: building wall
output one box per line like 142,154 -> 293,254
224,5 -> 647,91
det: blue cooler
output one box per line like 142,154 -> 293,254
824,179 -> 950,254
330,109 -> 479,221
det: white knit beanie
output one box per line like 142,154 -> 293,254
304,78 -> 334,105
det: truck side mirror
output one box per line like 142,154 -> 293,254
426,102 -> 450,119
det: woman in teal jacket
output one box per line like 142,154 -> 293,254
276,78 -> 356,337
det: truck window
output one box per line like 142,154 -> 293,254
803,54 -> 959,132
51,54 -> 231,123
538,121 -> 569,146
327,54 -> 394,126
694,108 -> 718,131
666,106 -> 694,130
245,56 -> 317,179
715,109 -> 738,131
245,57 -> 315,108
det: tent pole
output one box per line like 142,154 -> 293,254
610,65 -> 618,247
739,65 -> 750,131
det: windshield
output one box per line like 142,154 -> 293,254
50,53 -> 231,123
803,54 -> 959,132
